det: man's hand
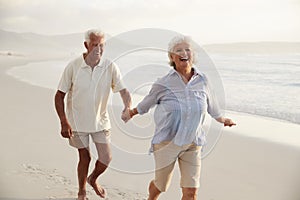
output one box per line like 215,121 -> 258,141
121,108 -> 131,123
60,121 -> 73,138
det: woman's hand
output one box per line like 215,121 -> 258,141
223,118 -> 236,127
216,117 -> 236,127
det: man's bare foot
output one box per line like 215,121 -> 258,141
87,176 -> 106,198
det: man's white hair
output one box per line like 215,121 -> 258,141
85,29 -> 105,43
168,35 -> 196,67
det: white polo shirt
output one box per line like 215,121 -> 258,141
58,55 -> 125,132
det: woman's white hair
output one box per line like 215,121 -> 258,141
85,29 -> 105,43
168,35 -> 196,67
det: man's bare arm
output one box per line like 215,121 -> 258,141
54,90 -> 73,138
119,88 -> 132,111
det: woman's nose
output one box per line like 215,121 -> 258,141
181,50 -> 188,56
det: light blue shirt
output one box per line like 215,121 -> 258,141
137,67 -> 223,147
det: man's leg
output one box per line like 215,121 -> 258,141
87,142 -> 112,198
181,188 -> 198,200
77,148 -> 91,199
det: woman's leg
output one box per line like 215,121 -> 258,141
148,180 -> 161,200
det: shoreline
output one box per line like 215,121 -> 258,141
1,55 -> 300,200
226,108 -> 300,126
223,110 -> 300,149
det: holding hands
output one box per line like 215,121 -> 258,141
121,108 -> 236,128
121,107 -> 138,123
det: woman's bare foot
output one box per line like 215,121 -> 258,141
87,176 -> 106,198
77,191 -> 88,200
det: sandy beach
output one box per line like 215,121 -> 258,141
1,54 -> 300,200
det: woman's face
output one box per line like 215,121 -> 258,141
171,42 -> 193,69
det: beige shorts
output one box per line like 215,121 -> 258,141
153,141 -> 202,192
69,130 -> 111,149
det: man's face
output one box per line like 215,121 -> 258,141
85,34 -> 105,61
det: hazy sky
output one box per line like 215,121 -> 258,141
0,0 -> 299,44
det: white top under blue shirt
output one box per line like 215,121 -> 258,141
137,67 -> 224,148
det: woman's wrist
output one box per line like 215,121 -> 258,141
216,117 -> 225,124
129,108 -> 138,118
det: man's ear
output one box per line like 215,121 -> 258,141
84,41 -> 88,50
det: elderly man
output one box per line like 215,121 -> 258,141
55,29 -> 131,200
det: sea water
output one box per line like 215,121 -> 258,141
213,53 -> 300,125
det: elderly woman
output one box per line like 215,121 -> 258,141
123,35 -> 236,200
